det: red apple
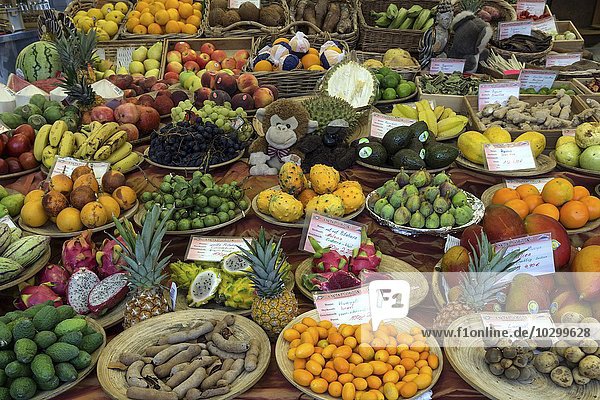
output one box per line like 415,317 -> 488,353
211,50 -> 227,63
236,59 -> 248,70
14,124 -> 35,144
181,49 -> 197,64
18,152 -> 38,170
166,50 -> 182,64
6,134 -> 31,157
164,71 -> 179,81
196,53 -> 211,69
233,49 -> 250,62
174,41 -> 190,53
205,61 -> 221,72
200,42 -> 215,55
166,62 -> 183,74
0,159 -> 8,174
221,57 -> 237,70
184,61 -> 200,72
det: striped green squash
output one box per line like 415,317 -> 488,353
0,258 -> 23,283
15,41 -> 62,83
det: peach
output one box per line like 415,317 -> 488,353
221,57 -> 237,70
482,205 -> 526,243
164,71 -> 179,81
231,93 -> 254,110
166,61 -> 183,74
205,61 -> 221,72
119,123 -> 139,141
200,71 -> 217,89
166,50 -> 182,63
211,49 -> 227,63
174,41 -> 191,53
236,59 -> 248,70
261,84 -> 279,99
197,53 -> 211,68
237,73 -> 258,94
181,49 -> 197,63
200,42 -> 215,55
215,73 -> 237,95
184,60 -> 200,72
234,49 -> 250,61
524,214 -> 571,270
253,87 -> 274,108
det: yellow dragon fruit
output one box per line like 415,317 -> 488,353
256,188 -> 281,214
305,194 -> 345,217
278,162 -> 305,195
217,273 -> 254,309
333,184 -> 365,214
269,193 -> 304,222
336,180 -> 362,191
309,164 -> 340,194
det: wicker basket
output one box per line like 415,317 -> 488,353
95,39 -> 167,73
357,0 -> 438,54
65,0 -> 133,40
247,23 -> 350,98
288,0 -> 359,50
453,0 -> 516,25
203,0 -> 290,38
489,30 -> 552,63
354,50 -> 420,79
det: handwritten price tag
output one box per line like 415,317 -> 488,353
546,53 -> 582,67
429,58 -> 466,74
314,287 -> 371,326
484,142 -> 536,171
498,21 -> 532,40
369,112 -> 415,139
516,0 -> 546,17
562,129 -> 576,137
505,178 -> 552,192
481,313 -> 554,333
518,69 -> 557,92
116,47 -> 135,69
185,237 -> 250,262
50,157 -> 110,182
302,213 -> 363,257
0,216 -> 16,229
478,82 -> 521,111
533,16 -> 557,34
369,280 -> 410,330
229,0 -> 260,7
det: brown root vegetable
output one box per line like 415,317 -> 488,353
217,359 -> 244,386
314,0 -> 328,28
244,339 -> 260,372
158,321 -> 214,345
207,343 -> 245,359
550,366 -> 573,388
337,4 -> 352,33
171,362 -> 190,376
200,359 -> 234,390
142,363 -> 172,392
167,359 -> 204,389
295,0 -> 308,21
127,387 -> 178,400
303,5 -> 317,34
212,331 -> 249,353
155,345 -> 204,378
120,353 -> 144,366
126,360 -> 148,388
153,343 -> 193,366
173,367 -> 207,399
322,3 -> 341,32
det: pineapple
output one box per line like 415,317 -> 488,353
238,228 -> 298,339
433,233 -> 524,330
112,205 -> 172,329
459,0 -> 482,12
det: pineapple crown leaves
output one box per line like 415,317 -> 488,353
460,0 -> 482,13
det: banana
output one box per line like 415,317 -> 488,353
399,16 -> 414,29
33,124 -> 52,161
413,9 -> 431,30
421,17 -> 434,31
436,116 -> 469,139
388,7 -> 407,29
42,145 -> 58,169
94,145 -> 112,161
49,120 -> 68,147
434,106 -> 445,121
407,5 -> 422,18
83,122 -> 120,157
58,131 -> 75,157
106,142 -> 133,164
73,132 -> 87,147
103,130 -> 127,153
112,151 -> 141,172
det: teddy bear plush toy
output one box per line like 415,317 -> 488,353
248,99 -> 318,175
446,11 -> 493,73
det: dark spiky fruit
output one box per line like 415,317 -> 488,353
303,95 -> 359,136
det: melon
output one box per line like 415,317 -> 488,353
15,41 -> 62,83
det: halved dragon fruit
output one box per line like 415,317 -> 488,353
62,230 -> 97,274
348,231 -> 382,275
309,237 -> 348,273
303,270 -> 361,292
359,269 -> 391,284
37,264 -> 70,297
16,283 -> 63,309
96,238 -> 127,279
88,272 -> 129,314
67,268 -> 100,314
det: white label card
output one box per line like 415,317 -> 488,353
229,0 -> 260,7
478,82 -> 521,111
169,282 -> 177,311
429,58 -> 466,74
314,287 -> 371,326
498,21 -> 532,40
49,157 -> 110,182
481,312 -> 554,333
518,69 -> 557,92
505,178 -> 552,192
444,235 -> 461,252
95,48 -> 106,60
494,233 -> 556,286
562,129 -> 576,137
0,216 -> 16,229
546,53 -> 582,67
533,16 -> 557,34
302,213 -> 363,257
484,141 -> 536,171
516,0 -> 547,17
116,47 -> 136,69
185,237 -> 250,262
369,112 -> 416,139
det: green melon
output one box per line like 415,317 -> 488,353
15,41 -> 61,83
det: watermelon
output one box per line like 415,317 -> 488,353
15,41 -> 61,83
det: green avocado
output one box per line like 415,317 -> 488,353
357,142 -> 388,167
410,121 -> 434,147
424,143 -> 459,168
391,149 -> 426,170
382,126 -> 413,154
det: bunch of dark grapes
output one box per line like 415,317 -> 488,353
149,120 -> 245,167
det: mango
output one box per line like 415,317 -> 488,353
440,246 -> 470,287
524,214 -> 571,270
571,245 -> 600,301
483,126 -> 512,144
457,131 -> 490,164
482,205 -> 526,243
505,274 -> 550,313
552,291 -> 592,321
514,131 -> 546,158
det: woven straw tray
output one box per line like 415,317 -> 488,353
550,151 -> 600,178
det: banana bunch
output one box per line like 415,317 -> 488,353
391,100 -> 469,139
33,121 -> 142,171
370,4 -> 434,31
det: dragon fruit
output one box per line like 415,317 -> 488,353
67,268 -> 100,314
37,264 -> 70,297
62,230 -> 98,274
348,231 -> 382,275
87,272 -> 129,314
96,238 -> 127,279
303,270 -> 361,292
359,269 -> 391,284
16,283 -> 63,309
309,237 -> 348,273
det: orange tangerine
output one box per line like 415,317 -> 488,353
164,18 -> 180,32
154,9 -> 170,24
532,203 -> 560,221
135,1 -> 149,11
523,194 -> 544,212
504,199 -> 530,219
187,14 -> 201,26
301,53 -> 321,69
126,17 -> 140,30
254,60 -> 273,71
177,20 -> 186,30
492,187 -> 520,204
542,177 -> 574,206
193,2 -> 201,9
307,47 -> 319,55
166,8 -> 179,19
147,22 -> 162,34
559,200 -> 589,229
581,195 -> 600,220
193,9 -> 201,17
132,24 -> 147,33
164,0 -> 178,9
182,23 -> 197,33
573,186 -> 591,201
178,2 -> 193,18
129,10 -> 141,18
139,12 -> 154,26
516,184 -> 539,199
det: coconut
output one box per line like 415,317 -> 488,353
238,2 -> 259,21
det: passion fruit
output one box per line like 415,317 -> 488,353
98,194 -> 121,219
71,165 -> 93,182
50,174 -> 73,195
24,189 -> 44,204
73,173 -> 99,193
20,200 -> 48,227
101,170 -> 126,194
70,186 -> 97,210
112,186 -> 137,210
80,201 -> 108,228
41,190 -> 69,217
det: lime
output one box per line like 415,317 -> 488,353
388,71 -> 401,83
379,67 -> 392,76
406,81 -> 416,92
382,88 -> 397,100
382,74 -> 399,89
375,73 -> 384,83
395,82 -> 413,98
177,219 -> 191,231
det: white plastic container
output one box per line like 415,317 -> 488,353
0,87 -> 16,113
91,79 -> 123,101
15,85 -> 49,107
50,86 -> 68,103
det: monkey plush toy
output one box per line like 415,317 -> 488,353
248,99 -> 318,175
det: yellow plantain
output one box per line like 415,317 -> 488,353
102,131 -> 127,153
42,146 -> 58,169
33,124 -> 52,161
111,152 -> 141,172
49,120 -> 68,147
94,145 -> 112,161
106,142 -> 133,164
58,131 -> 75,157
73,132 -> 87,147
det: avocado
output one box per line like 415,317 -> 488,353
357,142 -> 388,166
410,121 -> 434,146
425,143 -> 459,169
382,126 -> 413,154
406,136 -> 425,159
391,149 -> 426,170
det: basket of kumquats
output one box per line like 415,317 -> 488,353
275,310 -> 443,400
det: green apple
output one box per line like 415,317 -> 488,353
116,66 -> 128,74
147,42 -> 163,61
94,70 -> 104,81
184,74 -> 200,90
104,70 -> 116,78
129,61 -> 145,74
145,68 -> 160,78
189,76 -> 202,92
179,71 -> 195,86
143,59 -> 160,72
132,46 -> 148,62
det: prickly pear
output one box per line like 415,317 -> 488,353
432,172 -> 451,186
423,186 -> 440,203
419,201 -> 434,217
440,211 -> 455,227
395,169 -> 410,187
409,211 -> 426,228
425,213 -> 440,229
406,195 -> 421,213
451,191 -> 468,207
393,207 -> 411,225
433,196 -> 450,214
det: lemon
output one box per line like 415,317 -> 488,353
79,17 -> 95,32
87,8 -> 104,21
100,3 -> 113,16
94,27 -> 111,41
106,10 -> 124,23
103,20 -> 119,36
95,19 -> 107,28
115,1 -> 129,13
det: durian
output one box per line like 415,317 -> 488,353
319,60 -> 378,108
303,95 -> 359,135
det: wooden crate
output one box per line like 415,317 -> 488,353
495,79 -> 584,95
478,64 -> 521,80
96,39 -> 167,76
572,78 -> 600,95
416,74 -> 494,112
552,21 -> 584,53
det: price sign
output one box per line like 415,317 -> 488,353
478,82 -> 521,111
49,157 -> 110,182
314,287 -> 371,326
505,177 -> 552,192
369,280 -> 411,330
429,58 -> 466,74
546,53 -> 582,67
562,129 -> 576,137
481,313 -> 554,334
185,237 -> 250,262
369,112 -> 415,139
116,47 -> 136,69
0,216 -> 16,229
229,0 -> 260,7
484,141 -> 536,171
516,0 -> 546,17
302,213 -> 363,257
444,235 -> 461,252
498,21 -> 532,40
518,69 -> 558,92
533,16 -> 558,34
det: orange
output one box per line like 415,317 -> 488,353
164,0 -> 178,9
193,9 -> 201,17
581,195 -> 600,220
154,9 -> 169,24
182,23 -> 197,33
532,203 -> 560,220
193,2 -> 202,10
135,1 -> 149,12
178,2 -> 193,18
126,17 -> 140,30
516,184 -> 539,199
147,22 -> 163,34
186,14 -> 201,27
167,8 -> 179,19
541,177 -> 574,206
328,381 -> 343,397
504,199 -> 530,219
307,47 -> 319,55
178,20 -> 186,30
560,200 -> 590,229
492,187 -> 520,205
573,186 -> 591,201
165,19 -> 180,33
523,194 -> 544,212
129,10 -> 141,18
139,12 -> 154,26
132,24 -> 147,33
301,53 -> 321,69
254,60 -> 273,71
